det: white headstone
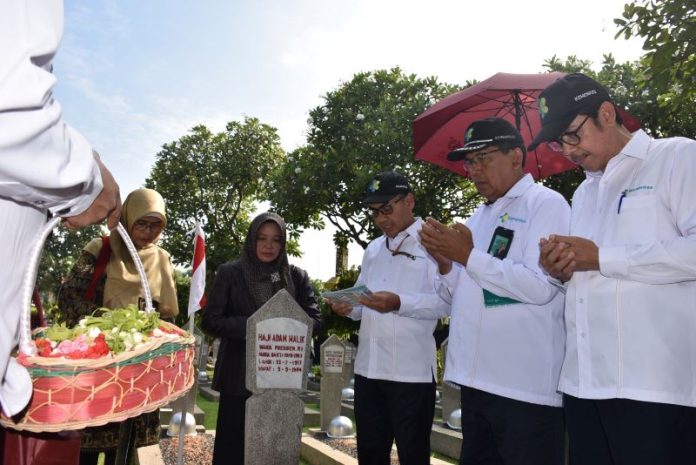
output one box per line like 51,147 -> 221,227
440,337 -> 461,425
320,334 -> 346,431
243,290 -> 315,465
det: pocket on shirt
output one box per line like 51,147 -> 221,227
615,195 -> 657,244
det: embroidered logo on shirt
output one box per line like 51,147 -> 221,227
270,272 -> 281,283
499,212 -> 526,224
625,185 -> 654,194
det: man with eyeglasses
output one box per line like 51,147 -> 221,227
326,170 -> 450,465
419,117 -> 570,465
530,73 -> 696,465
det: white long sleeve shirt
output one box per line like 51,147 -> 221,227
349,218 -> 451,383
560,130 -> 696,408
440,174 -> 569,407
0,0 -> 103,417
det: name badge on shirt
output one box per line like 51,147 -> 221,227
483,226 -> 522,308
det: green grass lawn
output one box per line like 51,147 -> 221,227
196,392 -> 219,430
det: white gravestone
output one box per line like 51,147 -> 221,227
320,335 -> 346,431
244,289 -> 314,465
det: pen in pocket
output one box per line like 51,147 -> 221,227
617,190 -> 628,214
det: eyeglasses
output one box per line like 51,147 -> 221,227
133,219 -> 163,233
368,195 -> 405,218
462,148 -> 503,168
546,115 -> 591,153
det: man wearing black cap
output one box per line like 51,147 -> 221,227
531,73 -> 696,465
326,170 -> 450,465
420,117 -> 570,465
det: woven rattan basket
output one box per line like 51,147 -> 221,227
0,217 -> 195,432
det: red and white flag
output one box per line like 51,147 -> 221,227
187,223 -> 207,316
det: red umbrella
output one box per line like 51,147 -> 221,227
413,72 -> 641,179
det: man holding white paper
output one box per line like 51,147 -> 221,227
326,170 -> 450,465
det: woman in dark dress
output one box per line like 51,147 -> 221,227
201,212 -> 321,465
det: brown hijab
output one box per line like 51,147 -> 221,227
240,212 -> 296,309
85,188 -> 179,319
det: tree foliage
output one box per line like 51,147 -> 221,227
146,118 -> 286,275
268,68 -> 480,249
615,0 -> 695,123
38,225 -> 103,302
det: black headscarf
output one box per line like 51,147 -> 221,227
240,212 -> 296,309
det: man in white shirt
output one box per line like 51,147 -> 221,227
420,118 -> 570,465
327,171 -> 450,465
0,0 -> 121,420
532,73 -> 696,465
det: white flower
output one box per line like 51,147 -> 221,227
356,113 -> 365,121
295,167 -> 302,174
88,327 -> 102,338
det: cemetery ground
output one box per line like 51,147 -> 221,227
136,383 -> 459,465
139,294 -> 460,464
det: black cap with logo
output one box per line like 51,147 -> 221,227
447,117 -> 525,161
362,171 -> 411,204
528,73 -> 611,151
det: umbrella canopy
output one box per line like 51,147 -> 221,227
413,72 -> 641,179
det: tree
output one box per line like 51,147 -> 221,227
146,118 -> 286,275
38,225 -> 103,302
269,68 -> 480,249
615,0 -> 695,131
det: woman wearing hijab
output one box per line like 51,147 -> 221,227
202,211 -> 321,465
58,188 -> 179,465
59,188 -> 178,326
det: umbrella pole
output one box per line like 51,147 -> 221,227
512,90 -> 522,130
512,90 -> 542,179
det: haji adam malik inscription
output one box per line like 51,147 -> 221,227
255,317 -> 308,389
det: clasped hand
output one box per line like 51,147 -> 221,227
419,217 -> 473,272
539,235 -> 600,282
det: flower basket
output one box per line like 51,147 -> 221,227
0,218 -> 195,433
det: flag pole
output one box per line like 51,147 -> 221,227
176,222 -> 206,465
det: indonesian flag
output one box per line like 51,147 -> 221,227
187,223 -> 207,316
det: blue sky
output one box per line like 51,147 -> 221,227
55,0 -> 644,280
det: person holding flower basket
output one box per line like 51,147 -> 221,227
57,188 -> 179,465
